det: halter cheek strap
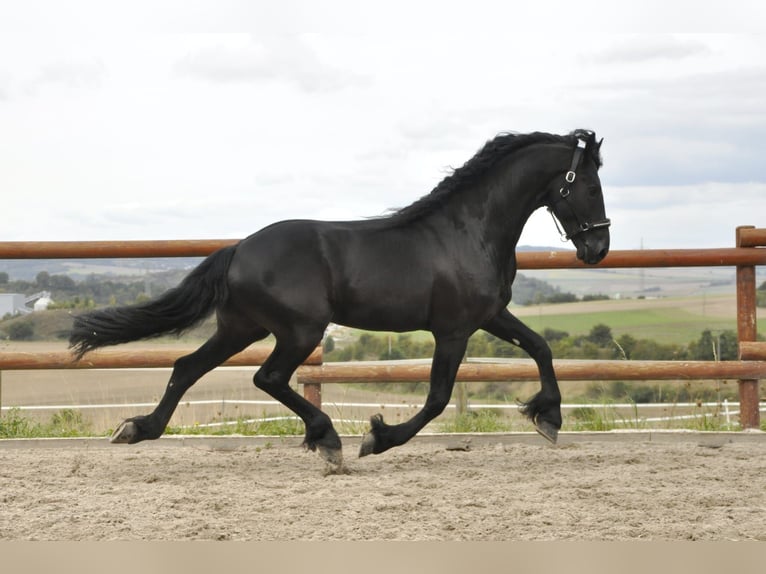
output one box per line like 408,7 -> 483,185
561,137 -> 587,198
547,133 -> 611,241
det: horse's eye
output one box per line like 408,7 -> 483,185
588,187 -> 601,198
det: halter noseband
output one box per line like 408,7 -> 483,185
547,133 -> 611,241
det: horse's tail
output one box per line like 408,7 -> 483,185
69,244 -> 238,360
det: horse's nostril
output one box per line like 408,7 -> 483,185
598,248 -> 609,261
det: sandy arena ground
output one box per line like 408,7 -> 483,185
2,342 -> 765,541
1,433 -> 764,541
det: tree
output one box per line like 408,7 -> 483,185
587,324 -> 613,347
49,274 -> 76,291
36,271 -> 51,288
689,330 -> 738,361
615,334 -> 637,359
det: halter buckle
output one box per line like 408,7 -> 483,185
565,171 -> 576,183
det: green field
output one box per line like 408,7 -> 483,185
2,293 -> 758,351
326,294 -> 752,350
514,306 -> 736,345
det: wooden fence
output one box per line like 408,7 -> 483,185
1,225 -> 764,428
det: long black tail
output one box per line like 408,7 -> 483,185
69,244 -> 238,359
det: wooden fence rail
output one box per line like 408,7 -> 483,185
1,226 -> 764,429
2,238 -> 766,268
0,346 -> 322,370
296,360 -> 766,385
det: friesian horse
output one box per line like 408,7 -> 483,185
70,129 -> 610,466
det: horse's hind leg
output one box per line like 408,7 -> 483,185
254,328 -> 343,466
482,309 -> 561,443
110,326 -> 266,444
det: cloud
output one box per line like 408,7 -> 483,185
572,64 -> 766,186
174,35 -> 368,93
604,182 -> 766,248
608,181 -> 766,211
22,58 -> 106,96
593,36 -> 711,64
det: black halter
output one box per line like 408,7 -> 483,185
547,133 -> 611,241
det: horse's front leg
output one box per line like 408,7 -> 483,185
359,335 -> 467,457
482,309 -> 561,443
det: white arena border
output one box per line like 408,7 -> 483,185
0,429 -> 763,451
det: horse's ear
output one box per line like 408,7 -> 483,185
597,137 -> 604,151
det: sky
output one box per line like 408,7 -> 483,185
1,2 -> 765,252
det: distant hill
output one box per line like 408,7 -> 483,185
0,257 -> 204,281
1,246 -> 568,281
4,246 -> 757,301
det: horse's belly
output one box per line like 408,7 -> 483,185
331,282 -> 431,332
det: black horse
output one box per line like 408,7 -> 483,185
70,129 -> 610,465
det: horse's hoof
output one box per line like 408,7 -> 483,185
535,419 -> 559,444
110,420 -> 138,444
359,432 -> 376,457
317,444 -> 344,467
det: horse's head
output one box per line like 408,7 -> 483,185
546,130 -> 610,265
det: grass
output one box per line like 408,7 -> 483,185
1,403 -> 761,439
165,416 -> 305,437
438,410 -> 518,433
566,403 -> 644,432
0,408 -> 95,438
563,399 -> 741,432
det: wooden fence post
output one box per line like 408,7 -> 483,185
303,382 -> 322,410
455,354 -> 468,416
736,226 -> 760,429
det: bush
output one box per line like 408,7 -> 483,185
0,409 -> 38,437
7,320 -> 34,341
543,328 -> 569,342
50,409 -> 92,436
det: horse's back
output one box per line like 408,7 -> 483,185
225,218 -> 439,332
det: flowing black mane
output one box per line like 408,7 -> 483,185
388,130 -> 601,224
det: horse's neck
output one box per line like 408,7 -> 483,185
443,144 -> 565,261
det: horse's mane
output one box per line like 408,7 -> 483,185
386,130 -> 601,224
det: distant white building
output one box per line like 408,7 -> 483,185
0,291 -> 52,316
0,294 -> 28,316
33,294 -> 53,311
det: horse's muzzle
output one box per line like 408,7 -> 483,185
575,229 -> 610,265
